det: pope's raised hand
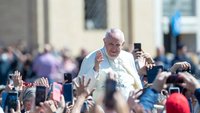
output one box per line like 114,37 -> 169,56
94,50 -> 104,72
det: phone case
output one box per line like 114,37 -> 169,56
35,86 -> 46,106
6,92 -> 18,111
63,83 -> 73,104
52,82 -> 62,101
147,65 -> 163,83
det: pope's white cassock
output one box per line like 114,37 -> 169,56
75,47 -> 143,100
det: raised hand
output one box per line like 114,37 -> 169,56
142,52 -> 155,68
151,71 -> 171,92
178,72 -> 200,93
9,100 -> 20,113
134,51 -> 155,76
132,49 -> 143,59
94,50 -> 104,72
34,77 -> 50,88
170,61 -> 191,73
65,102 -> 74,113
73,76 -> 95,98
12,71 -> 23,89
32,100 -> 56,113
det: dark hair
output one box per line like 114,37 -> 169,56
177,43 -> 186,50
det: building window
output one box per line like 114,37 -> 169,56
163,0 -> 196,17
84,0 -> 107,30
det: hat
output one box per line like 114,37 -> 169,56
166,93 -> 190,113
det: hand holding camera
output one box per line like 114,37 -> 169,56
178,72 -> 200,93
166,74 -> 184,84
170,61 -> 191,73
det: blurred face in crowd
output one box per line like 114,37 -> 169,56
181,46 -> 188,54
103,29 -> 124,59
156,46 -> 165,56
24,98 -> 34,111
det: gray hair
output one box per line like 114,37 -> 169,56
104,28 -> 125,42
22,87 -> 36,103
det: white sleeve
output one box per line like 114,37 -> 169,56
75,54 -> 99,90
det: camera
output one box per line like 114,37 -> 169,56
176,68 -> 191,73
166,74 -> 184,84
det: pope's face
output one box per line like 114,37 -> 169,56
104,35 -> 124,58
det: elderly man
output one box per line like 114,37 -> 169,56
77,28 -> 143,99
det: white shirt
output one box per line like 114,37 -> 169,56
75,47 -> 142,100
0,106 -> 3,113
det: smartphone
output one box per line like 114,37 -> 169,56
52,82 -> 62,101
104,79 -> 117,109
6,92 -> 18,112
134,43 -> 141,51
64,73 -> 72,83
63,83 -> 73,105
169,87 -> 180,94
35,86 -> 47,106
166,74 -> 184,84
81,101 -> 88,113
8,74 -> 14,85
147,65 -> 163,83
2,92 -> 8,110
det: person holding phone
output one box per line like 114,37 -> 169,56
76,28 -> 143,100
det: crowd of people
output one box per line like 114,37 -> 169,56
0,28 -> 200,113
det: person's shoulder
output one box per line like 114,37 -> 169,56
84,48 -> 101,59
120,50 -> 133,56
120,50 -> 133,59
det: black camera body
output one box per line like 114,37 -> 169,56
166,74 -> 184,84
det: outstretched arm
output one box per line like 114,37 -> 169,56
72,76 -> 95,113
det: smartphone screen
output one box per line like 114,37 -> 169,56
63,83 -> 73,105
35,86 -> 47,106
147,65 -> 163,83
52,82 -> 62,101
6,92 -> 18,111
169,87 -> 180,94
64,73 -> 72,83
134,43 -> 141,51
